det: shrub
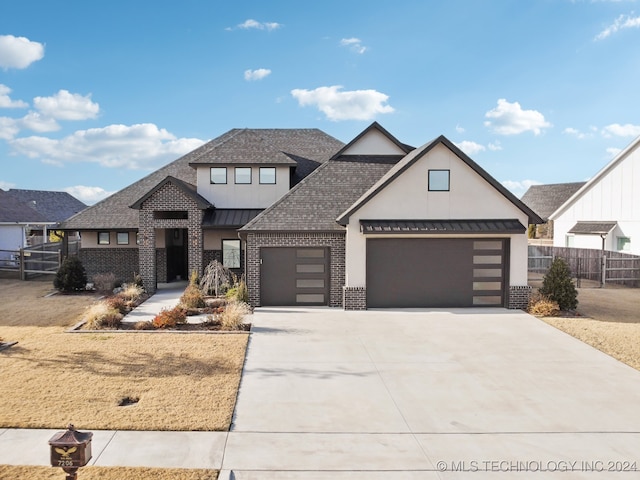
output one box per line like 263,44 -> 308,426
120,283 -> 144,303
179,284 -> 205,309
527,293 -> 560,317
219,301 -> 251,330
133,320 -> 154,330
152,306 -> 187,329
132,272 -> 144,288
200,260 -> 231,296
225,277 -> 249,303
54,256 -> 87,292
105,295 -> 128,315
84,301 -> 123,329
539,258 -> 578,311
93,273 -> 117,293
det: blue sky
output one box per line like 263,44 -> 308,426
1,0 -> 639,204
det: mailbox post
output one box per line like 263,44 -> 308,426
49,424 -> 93,480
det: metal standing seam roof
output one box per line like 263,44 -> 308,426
202,209 -> 264,228
360,219 -> 526,234
568,221 -> 617,235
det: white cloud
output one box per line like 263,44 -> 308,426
601,123 -> 640,137
340,37 -> 367,54
0,84 -> 28,108
63,185 -> 115,204
595,14 -> 640,41
235,19 -> 282,31
455,124 -> 465,133
9,123 -> 205,169
291,85 -> 394,121
0,180 -> 16,190
606,147 -> 623,157
502,179 -> 542,197
488,141 -> 502,151
484,99 -> 552,135
455,140 -> 486,156
33,90 -> 100,120
20,111 -> 60,133
244,68 -> 272,81
0,35 -> 44,69
0,117 -> 20,140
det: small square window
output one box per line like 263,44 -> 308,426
235,167 -> 252,184
259,167 -> 276,184
117,232 -> 129,245
222,239 -> 241,268
617,236 -> 631,251
428,170 -> 450,191
98,232 -> 110,245
210,167 -> 227,184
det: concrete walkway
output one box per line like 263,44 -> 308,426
2,307 -> 640,479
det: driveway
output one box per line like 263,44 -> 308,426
222,307 -> 640,478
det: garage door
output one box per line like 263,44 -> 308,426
366,238 -> 507,308
260,247 -> 330,306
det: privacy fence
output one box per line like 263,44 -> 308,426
529,245 -> 640,287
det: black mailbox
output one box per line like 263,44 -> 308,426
49,424 -> 93,479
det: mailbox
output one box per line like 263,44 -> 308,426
49,424 -> 93,479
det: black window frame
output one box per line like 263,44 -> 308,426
222,239 -> 241,269
210,167 -> 227,184
116,232 -> 130,245
428,169 -> 450,191
259,167 -> 276,184
97,231 -> 110,245
235,167 -> 252,184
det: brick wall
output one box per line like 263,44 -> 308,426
508,285 -> 532,309
156,248 -> 167,283
246,231 -> 346,307
79,248 -> 139,284
203,249 -> 243,278
343,286 -> 366,310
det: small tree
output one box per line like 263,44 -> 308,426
539,257 -> 578,311
54,256 -> 88,292
200,260 -> 230,297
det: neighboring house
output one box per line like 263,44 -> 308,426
0,189 -> 53,264
521,182 -> 585,239
61,122 -> 541,309
549,135 -> 640,255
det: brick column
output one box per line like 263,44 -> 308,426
139,209 -> 156,293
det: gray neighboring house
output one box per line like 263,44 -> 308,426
521,182 -> 586,239
61,122 -> 541,309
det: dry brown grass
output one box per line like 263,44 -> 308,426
0,465 -> 217,479
0,278 -> 248,431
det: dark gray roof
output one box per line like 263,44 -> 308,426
241,156 -> 401,232
0,189 -> 50,223
329,121 -> 414,160
62,128 -> 343,230
568,221 -> 617,235
337,136 -> 544,226
520,182 -> 586,220
130,176 -> 212,210
202,209 -> 263,228
360,219 -> 526,234
6,189 -> 86,223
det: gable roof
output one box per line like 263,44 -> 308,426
62,128 -> 343,230
0,189 -> 50,224
520,182 -> 586,221
329,121 -> 413,159
241,155 -> 400,232
130,176 -> 212,210
6,189 -> 86,223
337,135 -> 543,226
549,135 -> 640,221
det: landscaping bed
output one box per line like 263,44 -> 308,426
0,465 -> 218,479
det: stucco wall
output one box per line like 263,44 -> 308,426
344,143 -> 530,286
81,231 -> 138,249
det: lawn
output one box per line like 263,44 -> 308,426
0,277 -> 249,431
0,465 -> 218,479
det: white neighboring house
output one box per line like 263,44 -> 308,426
549,135 -> 640,255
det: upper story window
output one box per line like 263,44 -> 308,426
98,232 -> 110,245
116,232 -> 129,245
428,169 -> 450,191
235,167 -> 252,184
210,167 -> 227,184
259,167 -> 276,184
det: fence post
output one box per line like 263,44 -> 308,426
19,248 -> 25,281
601,253 -> 606,287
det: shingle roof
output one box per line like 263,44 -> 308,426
130,176 -> 212,210
0,189 -> 50,223
568,221 -> 617,235
520,182 -> 586,221
241,156 -> 402,232
360,219 -> 526,234
6,189 -> 86,223
61,128 -> 343,230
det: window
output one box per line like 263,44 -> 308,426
428,170 -> 450,191
210,167 -> 227,184
235,167 -> 252,184
98,232 -> 110,245
565,235 -> 575,247
116,232 -> 129,245
259,167 -> 276,184
617,236 -> 631,251
154,211 -> 188,219
222,239 -> 241,268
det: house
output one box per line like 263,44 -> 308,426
521,182 -> 585,240
548,135 -> 640,255
61,123 -> 541,309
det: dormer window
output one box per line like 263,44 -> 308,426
428,169 -> 450,191
259,167 -> 276,184
235,167 -> 252,184
210,167 -> 227,184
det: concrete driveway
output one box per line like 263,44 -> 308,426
222,307 -> 640,478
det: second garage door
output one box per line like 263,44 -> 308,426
366,238 -> 507,308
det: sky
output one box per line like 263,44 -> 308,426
1,0 -> 639,205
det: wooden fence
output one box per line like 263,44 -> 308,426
0,241 -> 79,280
528,245 -> 640,287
